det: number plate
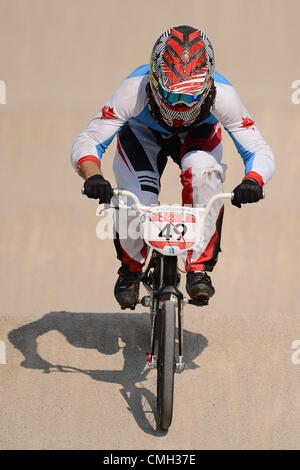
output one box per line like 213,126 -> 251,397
141,206 -> 202,255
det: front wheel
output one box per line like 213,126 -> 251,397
157,300 -> 176,430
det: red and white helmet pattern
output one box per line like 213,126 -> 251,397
150,25 -> 215,128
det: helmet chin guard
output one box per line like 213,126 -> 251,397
146,82 -> 216,134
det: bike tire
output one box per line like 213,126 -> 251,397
157,300 -> 176,430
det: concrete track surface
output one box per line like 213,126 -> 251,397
0,0 -> 300,450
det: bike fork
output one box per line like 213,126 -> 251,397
176,298 -> 185,371
147,296 -> 158,367
147,294 -> 185,372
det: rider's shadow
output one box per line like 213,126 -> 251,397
8,311 -> 208,435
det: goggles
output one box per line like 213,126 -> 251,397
158,83 -> 205,108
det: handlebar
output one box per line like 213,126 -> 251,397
203,192 -> 233,218
111,188 -> 264,207
111,189 -> 235,218
112,189 -> 143,209
81,187 -> 264,216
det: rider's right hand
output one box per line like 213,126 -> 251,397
83,174 -> 113,203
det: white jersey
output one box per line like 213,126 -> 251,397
71,64 -> 274,185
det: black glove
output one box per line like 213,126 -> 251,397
232,178 -> 263,208
83,174 -> 113,203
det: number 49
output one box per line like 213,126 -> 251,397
158,223 -> 187,241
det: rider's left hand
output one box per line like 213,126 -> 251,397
232,178 -> 263,208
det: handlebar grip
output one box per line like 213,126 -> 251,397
231,189 -> 265,202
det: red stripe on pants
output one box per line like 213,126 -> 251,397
120,241 -> 148,272
187,205 -> 224,272
180,167 -> 193,205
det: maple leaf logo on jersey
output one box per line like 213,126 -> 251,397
100,105 -> 117,120
240,117 -> 255,129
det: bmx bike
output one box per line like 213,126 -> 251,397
103,189 -> 234,430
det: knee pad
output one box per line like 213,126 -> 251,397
181,149 -> 226,183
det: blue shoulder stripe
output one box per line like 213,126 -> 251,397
126,64 -> 150,79
214,70 -> 232,86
